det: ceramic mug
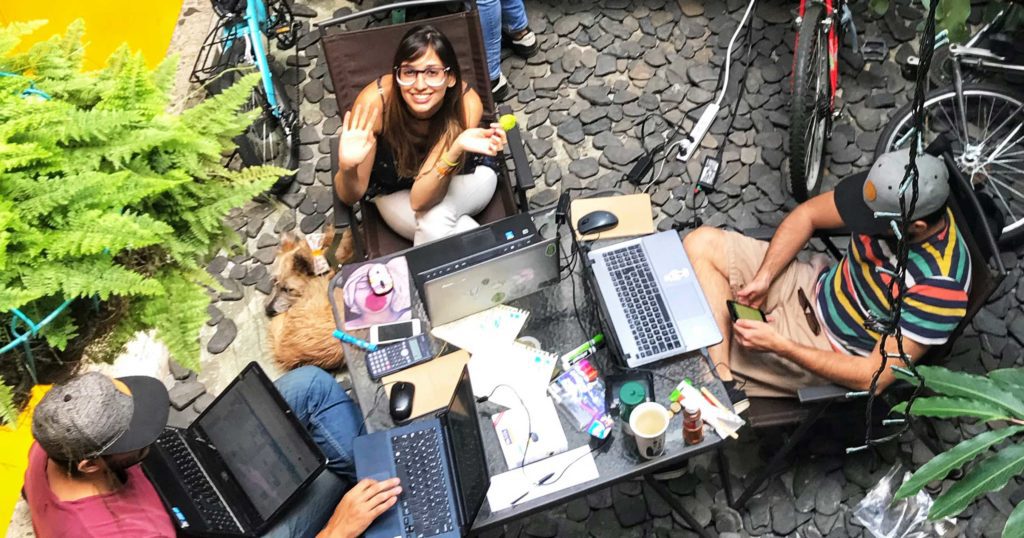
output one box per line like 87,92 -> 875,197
629,402 -> 671,459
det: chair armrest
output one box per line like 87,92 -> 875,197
742,227 -> 776,241
797,383 -> 862,404
498,104 -> 535,196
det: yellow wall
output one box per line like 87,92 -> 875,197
0,0 -> 184,69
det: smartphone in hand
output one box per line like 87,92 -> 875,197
727,300 -> 766,322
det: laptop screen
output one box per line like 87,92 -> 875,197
196,368 -> 322,520
446,368 -> 490,525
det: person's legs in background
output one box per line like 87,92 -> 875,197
475,0 -> 510,100
413,165 -> 498,244
498,0 -> 538,58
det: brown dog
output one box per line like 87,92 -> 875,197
266,225 -> 354,371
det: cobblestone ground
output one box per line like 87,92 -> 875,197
178,0 -> 1024,536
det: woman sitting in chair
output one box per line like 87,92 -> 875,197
334,24 -> 507,245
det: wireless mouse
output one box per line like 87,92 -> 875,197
367,264 -> 394,296
577,210 -> 619,235
389,381 -> 415,422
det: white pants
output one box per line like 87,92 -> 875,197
374,165 -> 498,245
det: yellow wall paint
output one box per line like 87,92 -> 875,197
0,385 -> 51,537
0,1 -> 184,69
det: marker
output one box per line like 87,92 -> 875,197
332,329 -> 377,351
561,333 -> 605,363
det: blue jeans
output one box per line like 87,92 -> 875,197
476,0 -> 529,80
265,366 -> 363,538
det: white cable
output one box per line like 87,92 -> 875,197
644,140 -> 687,193
715,0 -> 758,108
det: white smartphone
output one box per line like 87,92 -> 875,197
368,319 -> 422,345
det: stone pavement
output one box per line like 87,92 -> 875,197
189,0 -> 1024,536
16,0 -> 1024,536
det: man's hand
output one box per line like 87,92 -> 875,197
318,478 -> 402,538
733,318 -> 785,353
736,273 -> 771,310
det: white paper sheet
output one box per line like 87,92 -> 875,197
468,342 -> 557,408
491,396 -> 568,469
485,445 -> 600,512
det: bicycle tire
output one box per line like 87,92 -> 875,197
788,3 -> 831,202
875,83 -> 1024,247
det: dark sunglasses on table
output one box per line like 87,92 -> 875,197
797,288 -> 821,336
394,66 -> 450,87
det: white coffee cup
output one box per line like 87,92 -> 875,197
629,402 -> 671,459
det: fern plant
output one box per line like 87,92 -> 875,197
889,366 -> 1024,537
0,20 -> 286,386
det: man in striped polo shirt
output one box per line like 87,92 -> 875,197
685,149 -> 970,403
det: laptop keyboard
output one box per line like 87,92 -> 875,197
155,430 -> 240,533
392,428 -> 453,537
603,244 -> 681,357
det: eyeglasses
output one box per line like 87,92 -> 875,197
394,66 -> 450,87
797,288 -> 821,336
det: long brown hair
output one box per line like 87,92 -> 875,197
382,25 -> 466,177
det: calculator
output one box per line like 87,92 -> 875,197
365,333 -> 434,380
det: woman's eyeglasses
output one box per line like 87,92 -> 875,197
394,66 -> 450,87
797,288 -> 821,336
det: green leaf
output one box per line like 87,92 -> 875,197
0,376 -> 16,426
894,426 -> 1024,500
1006,498 -> 1024,538
869,0 -> 890,15
890,396 -> 1012,422
989,368 -> 1024,392
914,365 -> 1024,418
930,442 -> 1024,520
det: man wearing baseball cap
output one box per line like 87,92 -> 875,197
25,367 -> 401,537
685,149 -> 971,402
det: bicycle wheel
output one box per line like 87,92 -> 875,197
209,38 -> 298,194
789,3 -> 831,202
875,83 -> 1024,247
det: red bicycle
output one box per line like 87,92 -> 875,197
788,0 -> 853,201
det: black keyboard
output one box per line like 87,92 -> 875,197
603,244 -> 681,358
155,430 -> 240,533
392,428 -> 453,537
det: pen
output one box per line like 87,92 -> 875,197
510,491 -> 529,505
562,333 -> 604,363
332,329 -> 377,351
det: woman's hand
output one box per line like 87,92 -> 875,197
317,478 -> 401,538
338,104 -> 379,171
454,124 -> 507,156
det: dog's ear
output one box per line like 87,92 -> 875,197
279,232 -> 299,252
290,251 -> 317,276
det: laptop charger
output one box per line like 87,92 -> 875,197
697,155 -> 720,192
625,152 -> 656,185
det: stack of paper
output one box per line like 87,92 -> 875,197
490,396 -> 568,469
430,305 -> 529,354
486,445 -> 600,511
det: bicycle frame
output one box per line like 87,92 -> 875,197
220,0 -> 285,118
796,0 -> 842,110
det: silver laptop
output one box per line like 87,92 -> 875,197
424,237 -> 559,326
587,230 -> 722,368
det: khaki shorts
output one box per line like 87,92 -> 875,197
722,231 -> 834,398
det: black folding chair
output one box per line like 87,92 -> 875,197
316,0 -> 534,260
722,152 -> 1008,509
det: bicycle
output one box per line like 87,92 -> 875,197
192,0 -> 300,194
787,0 -> 862,201
875,2 -> 1024,248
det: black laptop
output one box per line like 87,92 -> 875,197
354,366 -> 490,538
143,362 -> 326,536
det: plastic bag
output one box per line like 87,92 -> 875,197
853,464 -> 958,538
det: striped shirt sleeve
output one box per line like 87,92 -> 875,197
899,276 -> 969,346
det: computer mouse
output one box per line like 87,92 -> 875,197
577,210 -> 619,235
367,264 -> 394,296
389,381 -> 415,422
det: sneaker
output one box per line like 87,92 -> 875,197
490,73 -> 511,102
504,27 -> 539,58
722,380 -> 750,415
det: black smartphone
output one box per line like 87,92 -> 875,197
727,300 -> 766,322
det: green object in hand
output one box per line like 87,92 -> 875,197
499,114 -> 517,131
